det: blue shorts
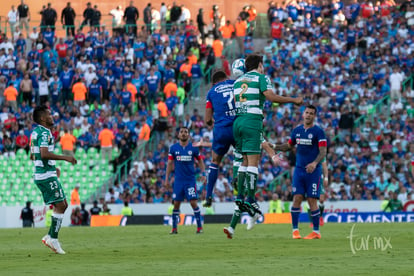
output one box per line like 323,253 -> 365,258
212,125 -> 235,156
172,180 -> 198,202
292,167 -> 322,199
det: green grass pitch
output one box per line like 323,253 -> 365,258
0,223 -> 412,276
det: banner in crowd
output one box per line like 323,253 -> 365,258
0,201 -> 410,228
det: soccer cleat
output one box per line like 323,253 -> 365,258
196,227 -> 203,234
169,228 -> 178,234
244,201 -> 262,217
223,227 -> 234,239
320,217 -> 325,226
303,232 -> 321,239
203,197 -> 212,208
292,230 -> 302,239
247,213 -> 261,230
41,234 -> 51,249
47,238 -> 66,254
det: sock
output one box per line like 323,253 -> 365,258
236,166 -> 247,200
291,207 -> 300,230
246,166 -> 258,201
307,208 -> 312,222
319,203 -> 325,215
230,205 -> 241,229
311,209 -> 320,233
193,207 -> 202,228
172,209 -> 180,230
48,213 -> 64,239
206,163 -> 219,199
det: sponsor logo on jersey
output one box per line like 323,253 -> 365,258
176,155 -> 192,161
296,138 -> 313,145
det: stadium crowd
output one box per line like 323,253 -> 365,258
0,1 -> 413,210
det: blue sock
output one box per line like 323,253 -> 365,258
172,209 -> 179,229
206,164 -> 219,199
291,207 -> 300,230
311,209 -> 320,232
193,207 -> 202,228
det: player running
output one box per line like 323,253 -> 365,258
272,105 -> 327,239
165,127 -> 206,234
31,105 -> 77,254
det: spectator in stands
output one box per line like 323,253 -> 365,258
43,3 -> 57,31
72,79 -> 87,107
90,200 -> 102,215
7,6 -> 19,41
70,207 -> 82,226
235,17 -> 248,57
81,2 -> 94,30
99,124 -> 115,161
61,2 -> 76,37
15,130 -> 29,153
60,128 -> 76,157
3,83 -> 18,111
70,183 -> 81,205
17,0 -> 30,38
220,20 -> 235,48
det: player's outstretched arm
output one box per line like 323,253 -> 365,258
262,141 -> 281,166
204,107 -> 214,126
322,160 -> 329,187
272,142 -> 293,152
40,147 -> 77,164
263,90 -> 303,105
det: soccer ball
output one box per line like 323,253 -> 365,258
231,58 -> 246,78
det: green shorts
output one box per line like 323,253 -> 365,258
233,116 -> 263,155
320,183 -> 325,195
35,177 -> 66,205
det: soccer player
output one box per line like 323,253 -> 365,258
272,105 -> 327,239
224,54 -> 302,239
31,105 -> 77,254
203,70 -> 237,207
165,127 -> 206,234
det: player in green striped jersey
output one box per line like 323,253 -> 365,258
31,105 -> 77,254
224,54 -> 303,238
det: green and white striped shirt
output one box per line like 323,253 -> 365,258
30,125 -> 57,181
233,71 -> 273,117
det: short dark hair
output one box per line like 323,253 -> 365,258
212,70 -> 227,84
245,54 -> 263,72
306,104 -> 317,113
32,105 -> 49,125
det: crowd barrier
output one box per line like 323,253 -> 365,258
2,200 -> 413,228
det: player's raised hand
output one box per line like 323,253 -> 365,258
271,154 -> 281,166
65,156 -> 77,165
294,97 -> 304,105
305,162 -> 317,173
323,177 -> 329,188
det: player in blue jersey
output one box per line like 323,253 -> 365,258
272,105 -> 327,239
203,70 -> 237,207
165,127 -> 206,234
